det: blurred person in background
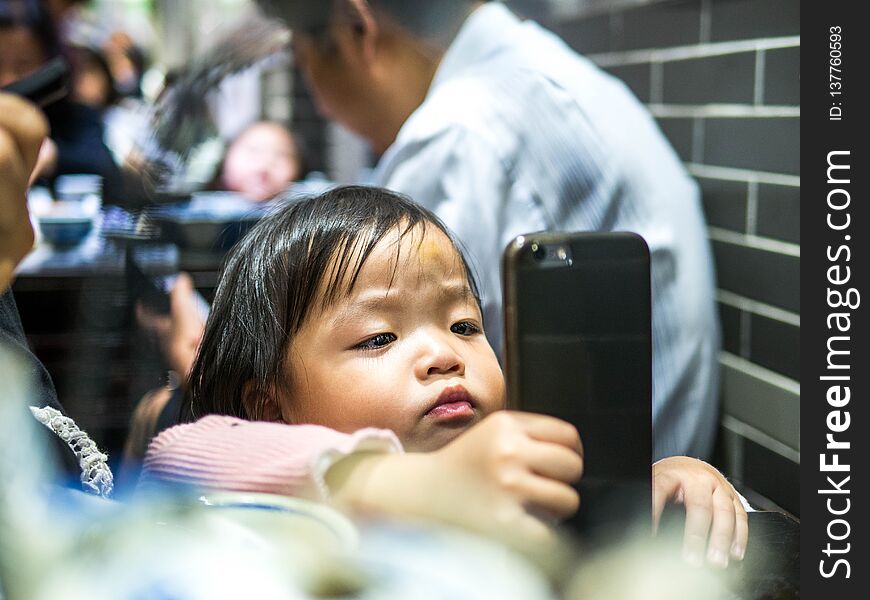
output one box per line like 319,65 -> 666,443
70,43 -> 118,109
214,120 -> 308,202
41,0 -> 87,41
0,0 -> 122,201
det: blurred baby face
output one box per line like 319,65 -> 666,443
222,122 -> 300,202
282,225 -> 505,452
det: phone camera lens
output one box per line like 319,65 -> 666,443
531,243 -> 546,260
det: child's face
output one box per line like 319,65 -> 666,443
222,123 -> 299,202
282,225 -> 506,451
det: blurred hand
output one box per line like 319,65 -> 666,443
653,456 -> 748,569
327,411 -> 583,545
135,272 -> 206,381
32,137 -> 58,181
0,93 -> 47,292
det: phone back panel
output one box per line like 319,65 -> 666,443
503,232 -> 652,539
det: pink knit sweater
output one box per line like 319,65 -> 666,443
140,415 -> 403,501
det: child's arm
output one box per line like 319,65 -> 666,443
653,456 -> 749,568
325,411 -> 584,545
141,411 -> 583,547
140,415 -> 403,500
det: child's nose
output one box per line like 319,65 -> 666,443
416,335 -> 465,379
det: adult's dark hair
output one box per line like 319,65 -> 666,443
256,0 -> 484,40
183,185 -> 480,423
0,0 -> 61,58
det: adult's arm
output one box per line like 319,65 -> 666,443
0,93 -> 79,475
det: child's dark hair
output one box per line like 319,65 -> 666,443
183,185 -> 480,423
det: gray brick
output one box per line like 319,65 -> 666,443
720,360 -> 799,450
549,13 -> 614,55
763,47 -> 800,105
717,302 -> 742,355
662,52 -> 756,104
703,117 -> 800,174
742,437 -> 799,516
655,118 -> 694,161
757,184 -> 800,243
699,177 -> 748,232
712,240 -> 799,313
710,0 -> 800,42
749,315 -> 800,380
604,63 -> 652,102
621,0 -> 702,50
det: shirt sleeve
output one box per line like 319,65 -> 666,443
139,415 -> 403,501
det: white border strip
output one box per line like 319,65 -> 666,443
722,414 -> 801,463
649,104 -> 800,118
708,226 -> 801,257
589,36 -> 800,66
720,352 -> 801,396
717,290 -> 801,327
687,163 -> 801,187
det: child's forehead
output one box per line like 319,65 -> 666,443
370,224 -> 464,277
326,224 -> 468,298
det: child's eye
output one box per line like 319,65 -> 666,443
355,332 -> 397,350
450,321 -> 481,336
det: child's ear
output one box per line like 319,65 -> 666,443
241,381 -> 284,423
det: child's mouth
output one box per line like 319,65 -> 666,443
425,386 -> 475,420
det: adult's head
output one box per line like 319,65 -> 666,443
256,0 -> 484,152
0,0 -> 61,87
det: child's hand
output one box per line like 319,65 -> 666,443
653,456 -> 748,568
434,411 -> 584,535
327,411 -> 583,545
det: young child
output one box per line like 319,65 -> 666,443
216,120 -> 304,202
141,186 -> 747,567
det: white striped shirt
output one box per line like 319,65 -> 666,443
374,2 -> 720,460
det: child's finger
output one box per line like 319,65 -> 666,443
518,473 -> 580,520
681,482 -> 714,567
526,440 -> 584,483
651,470 -> 679,532
705,486 -> 736,568
731,497 -> 749,561
514,411 -> 583,453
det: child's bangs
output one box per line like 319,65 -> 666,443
315,218 -> 429,309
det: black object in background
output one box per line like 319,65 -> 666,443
125,250 -> 172,315
502,231 -> 652,542
1,57 -> 69,107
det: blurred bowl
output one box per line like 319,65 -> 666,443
152,199 -> 266,251
38,216 -> 93,247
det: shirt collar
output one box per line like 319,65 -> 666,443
428,2 -> 522,96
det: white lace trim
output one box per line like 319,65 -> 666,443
29,406 -> 114,498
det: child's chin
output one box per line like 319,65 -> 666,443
403,421 -> 475,453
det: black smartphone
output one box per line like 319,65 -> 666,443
502,231 -> 653,541
1,57 -> 70,107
